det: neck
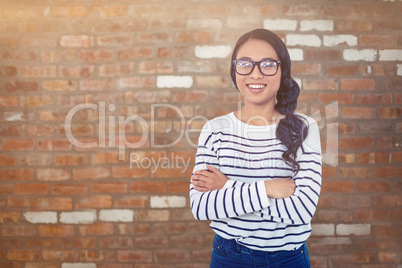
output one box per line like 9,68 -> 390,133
235,104 -> 282,126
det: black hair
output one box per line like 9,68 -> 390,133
230,28 -> 308,173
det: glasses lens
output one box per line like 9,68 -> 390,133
260,60 -> 278,75
235,60 -> 253,75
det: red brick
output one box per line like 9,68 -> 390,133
356,93 -> 392,104
341,107 -> 376,119
23,125 -> 56,136
305,50 -> 342,61
0,95 -> 17,107
55,154 -> 88,166
78,223 -> 114,236
2,225 -> 36,236
117,250 -> 152,263
154,249 -> 190,263
374,167 -> 402,178
59,65 -> 94,77
97,35 -> 132,46
80,250 -> 114,262
318,93 -> 354,105
7,250 -> 40,261
91,152 -> 123,165
91,182 -> 127,193
321,181 -> 354,193
76,195 -> 112,209
42,249 -> 78,261
0,169 -> 34,181
325,65 -> 358,76
339,138 -> 375,150
79,50 -> 113,62
356,182 -> 391,192
341,78 -> 375,90
15,183 -> 50,195
394,152 -> 402,163
60,35 -> 94,47
112,166 -> 149,179
0,212 -> 20,223
374,224 -> 402,239
379,107 -> 400,119
42,80 -> 77,91
7,197 -> 72,210
50,6 -> 87,17
167,180 -> 190,193
36,168 -> 71,181
99,237 -> 134,249
356,152 -> 384,164
21,66 -> 57,77
0,183 -> 13,194
60,238 -> 96,249
376,195 -> 402,206
335,20 -> 373,32
151,166 -> 192,178
117,47 -> 153,60
52,184 -> 88,195
339,167 -> 371,179
129,181 -> 165,193
355,209 -> 390,222
378,251 -> 399,263
5,81 -> 38,92
157,46 -> 191,58
39,225 -> 74,237
114,196 -> 147,208
73,167 -> 110,180
303,79 -> 337,91
0,154 -> 16,166
90,5 -> 127,17
359,35 -> 394,47
283,4 -> 318,16
360,4 -> 394,16
37,139 -> 72,151
2,139 -> 34,151
292,63 -> 321,75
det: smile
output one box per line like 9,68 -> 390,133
247,84 -> 266,91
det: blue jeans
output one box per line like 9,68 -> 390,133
210,235 -> 311,268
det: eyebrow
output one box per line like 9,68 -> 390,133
238,57 -> 277,61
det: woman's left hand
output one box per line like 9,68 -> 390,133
192,165 -> 229,192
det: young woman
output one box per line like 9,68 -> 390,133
189,29 -> 322,268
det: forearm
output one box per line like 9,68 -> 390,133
189,179 -> 270,220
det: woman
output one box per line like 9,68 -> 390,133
189,29 -> 322,268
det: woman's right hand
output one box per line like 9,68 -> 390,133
264,179 -> 295,199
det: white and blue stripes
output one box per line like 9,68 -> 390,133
189,112 -> 322,251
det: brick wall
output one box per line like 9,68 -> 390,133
0,0 -> 401,267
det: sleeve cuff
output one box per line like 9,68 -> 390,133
222,180 -> 235,189
257,180 -> 271,208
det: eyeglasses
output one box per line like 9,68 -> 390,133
233,59 -> 281,76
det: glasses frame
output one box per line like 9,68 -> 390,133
233,59 -> 281,76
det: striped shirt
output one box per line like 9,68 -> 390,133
189,112 -> 322,251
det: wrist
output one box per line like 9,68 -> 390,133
264,180 -> 272,197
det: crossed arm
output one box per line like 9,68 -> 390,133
192,164 -> 295,199
189,121 -> 321,224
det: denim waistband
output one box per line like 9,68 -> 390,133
214,234 -> 304,255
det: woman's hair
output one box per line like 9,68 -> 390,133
230,28 -> 308,173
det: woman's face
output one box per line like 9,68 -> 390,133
234,38 -> 282,109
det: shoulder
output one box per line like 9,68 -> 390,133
201,112 -> 235,133
197,113 -> 234,145
294,112 -> 318,128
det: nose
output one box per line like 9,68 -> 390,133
249,64 -> 263,79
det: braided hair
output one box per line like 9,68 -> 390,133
230,29 -> 308,173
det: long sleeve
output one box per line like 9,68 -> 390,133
255,119 -> 322,224
189,123 -> 271,221
189,114 -> 322,224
